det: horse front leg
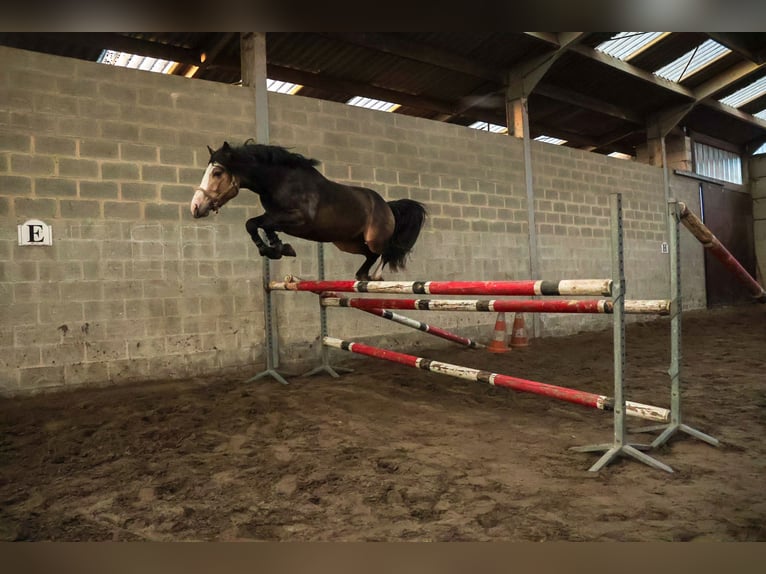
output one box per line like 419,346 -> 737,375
264,229 -> 296,257
246,216 -> 284,259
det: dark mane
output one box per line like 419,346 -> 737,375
220,140 -> 320,170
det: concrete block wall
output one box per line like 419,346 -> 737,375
1,46 -> 266,394
750,155 -> 766,284
1,45 -> 707,394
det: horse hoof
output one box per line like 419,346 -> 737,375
281,244 -> 297,257
260,246 -> 282,259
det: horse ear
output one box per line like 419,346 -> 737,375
222,141 -> 231,151
207,145 -> 214,157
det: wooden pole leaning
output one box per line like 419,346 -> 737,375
678,202 -> 766,303
570,193 -> 674,473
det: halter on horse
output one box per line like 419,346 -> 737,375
191,141 -> 427,281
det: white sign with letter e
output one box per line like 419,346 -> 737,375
18,219 -> 53,246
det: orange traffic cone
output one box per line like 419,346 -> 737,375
487,312 -> 510,353
509,313 -> 529,348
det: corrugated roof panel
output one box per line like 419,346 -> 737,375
346,96 -> 400,112
719,75 -> 766,108
534,135 -> 567,145
654,39 -> 730,82
469,121 -> 507,133
595,32 -> 667,61
97,49 -> 176,74
266,80 -> 302,95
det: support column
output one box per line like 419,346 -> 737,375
571,194 -> 674,473
241,32 -> 289,386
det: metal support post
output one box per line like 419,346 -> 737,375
635,200 -> 719,447
303,242 -> 354,378
245,257 -> 290,385
571,193 -> 673,473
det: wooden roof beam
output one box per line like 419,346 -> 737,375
507,32 -> 588,99
693,60 -> 766,101
706,33 -> 766,64
700,99 -> 766,130
567,44 -> 696,99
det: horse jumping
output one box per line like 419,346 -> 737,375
190,141 -> 428,281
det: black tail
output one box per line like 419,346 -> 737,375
382,199 -> 428,272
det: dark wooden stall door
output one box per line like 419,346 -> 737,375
699,182 -> 757,307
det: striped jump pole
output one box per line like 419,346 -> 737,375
679,202 -> 766,303
321,296 -> 672,315
323,336 -> 670,424
270,277 -> 613,297
353,306 -> 484,349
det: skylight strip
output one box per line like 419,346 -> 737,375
595,32 -> 667,61
346,96 -> 401,112
534,135 -> 567,145
266,79 -> 303,94
98,49 -> 179,76
719,75 -> 766,108
756,110 -> 766,120
654,39 -> 730,82
468,121 -> 507,133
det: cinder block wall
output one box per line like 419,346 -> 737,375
1,46 -> 266,394
1,46 -> 706,394
750,155 -> 766,284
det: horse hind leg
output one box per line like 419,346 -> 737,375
354,253 -> 381,281
368,258 -> 385,280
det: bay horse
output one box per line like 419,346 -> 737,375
190,141 -> 428,281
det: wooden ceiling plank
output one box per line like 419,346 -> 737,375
323,33 -> 504,83
535,83 -> 644,124
522,32 -> 560,46
267,64 -> 460,116
38,32 -> 204,65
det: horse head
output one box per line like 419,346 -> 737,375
190,141 -> 241,218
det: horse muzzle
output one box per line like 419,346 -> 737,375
191,188 -> 215,218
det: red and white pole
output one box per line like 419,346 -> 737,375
323,337 -> 670,423
321,296 -> 671,315
271,277 -> 613,297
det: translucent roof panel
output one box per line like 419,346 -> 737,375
654,39 -> 731,82
756,110 -> 766,121
754,142 -> 766,155
346,96 -> 400,112
595,32 -> 667,61
266,79 -> 302,94
98,49 -> 176,74
719,75 -> 766,108
468,121 -> 507,133
534,135 -> 567,145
